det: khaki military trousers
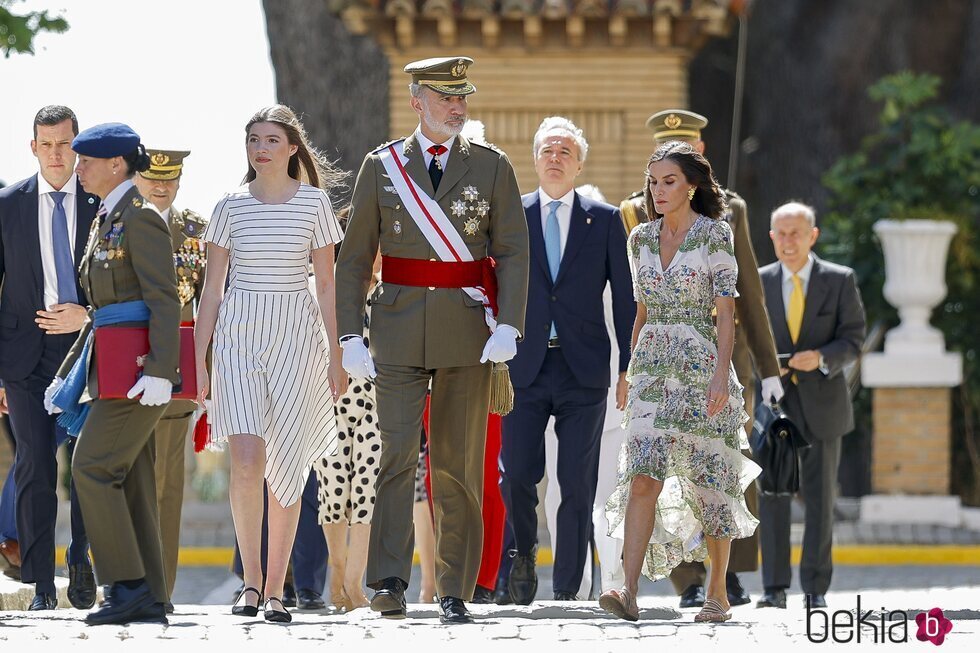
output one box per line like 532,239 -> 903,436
669,384 -> 761,593
153,406 -> 194,599
368,362 -> 491,601
72,399 -> 168,602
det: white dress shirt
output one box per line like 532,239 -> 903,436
415,129 -> 455,172
538,187 -> 575,257
37,172 -> 78,310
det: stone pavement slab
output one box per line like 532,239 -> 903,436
1,590 -> 977,651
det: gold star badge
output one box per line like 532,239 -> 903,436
464,216 -> 480,236
451,199 -> 468,217
462,186 -> 479,202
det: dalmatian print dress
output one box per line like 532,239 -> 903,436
315,295 -> 382,524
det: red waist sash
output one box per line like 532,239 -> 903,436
381,255 -> 499,317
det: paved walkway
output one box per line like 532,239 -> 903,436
1,588 -> 977,651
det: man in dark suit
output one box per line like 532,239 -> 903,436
757,201 -> 866,610
501,117 -> 634,603
0,106 -> 98,610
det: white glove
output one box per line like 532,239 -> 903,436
760,375 -> 785,404
127,375 -> 173,406
480,325 -> 519,364
44,377 -> 65,414
341,337 -> 377,379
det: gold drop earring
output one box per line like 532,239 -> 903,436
687,187 -> 696,200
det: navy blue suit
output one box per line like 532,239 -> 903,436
0,175 -> 97,593
500,190 -> 634,595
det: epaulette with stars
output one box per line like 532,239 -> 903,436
371,138 -> 405,155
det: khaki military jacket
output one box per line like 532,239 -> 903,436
336,133 -> 529,369
58,185 -> 182,400
619,189 -> 779,382
164,205 -> 207,416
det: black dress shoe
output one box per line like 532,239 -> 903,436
679,584 -> 706,608
29,593 -> 58,611
370,577 -> 407,619
439,596 -> 474,624
282,582 -> 297,608
86,581 -> 166,625
471,585 -> 495,604
806,594 -> 827,609
756,588 -> 787,609
507,549 -> 537,606
66,552 -> 97,610
232,586 -> 262,617
164,601 -> 175,614
726,572 -> 751,606
296,588 -> 326,610
553,591 -> 578,601
264,597 -> 292,623
492,585 -> 513,605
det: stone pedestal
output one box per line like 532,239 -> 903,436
869,387 -> 952,494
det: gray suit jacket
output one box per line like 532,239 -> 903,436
759,255 -> 866,440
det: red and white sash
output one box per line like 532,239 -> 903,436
377,139 -> 497,331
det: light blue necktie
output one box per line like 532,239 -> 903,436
49,192 -> 78,304
544,200 -> 561,337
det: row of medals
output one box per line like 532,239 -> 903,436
95,224 -> 125,263
176,237 -> 205,304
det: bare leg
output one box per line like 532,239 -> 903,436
229,434 -> 266,609
323,522 -> 349,608
264,484 -> 302,603
413,500 -> 437,603
704,536 -> 732,612
344,523 -> 371,608
620,475 -> 663,596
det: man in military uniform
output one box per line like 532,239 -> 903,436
134,149 -> 206,611
336,56 -> 528,624
619,109 -> 784,608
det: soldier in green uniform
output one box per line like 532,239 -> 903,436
134,149 -> 206,612
336,56 -> 528,624
45,123 -> 181,625
619,110 -> 784,608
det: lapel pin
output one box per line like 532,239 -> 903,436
88,197 -> 95,204
586,217 -> 592,225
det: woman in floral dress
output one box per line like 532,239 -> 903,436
600,142 -> 760,623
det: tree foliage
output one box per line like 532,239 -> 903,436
0,0 -> 67,57
821,72 -> 980,503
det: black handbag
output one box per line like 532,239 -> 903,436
749,401 -> 809,496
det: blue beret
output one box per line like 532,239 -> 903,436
72,122 -> 141,158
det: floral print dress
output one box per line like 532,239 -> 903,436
606,214 -> 760,581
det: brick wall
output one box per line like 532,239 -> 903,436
872,387 -> 951,494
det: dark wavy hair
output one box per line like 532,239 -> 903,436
643,141 -> 726,220
243,104 -> 348,191
122,144 -> 151,176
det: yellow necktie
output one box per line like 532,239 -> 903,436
788,273 -> 804,343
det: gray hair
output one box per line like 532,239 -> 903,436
532,116 -> 589,162
409,82 -> 424,98
771,201 -> 816,228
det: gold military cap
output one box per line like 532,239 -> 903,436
140,149 -> 191,181
404,56 -> 476,96
645,110 -> 708,142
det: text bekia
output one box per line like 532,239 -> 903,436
806,595 -> 910,644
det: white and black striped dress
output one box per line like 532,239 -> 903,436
204,184 -> 344,507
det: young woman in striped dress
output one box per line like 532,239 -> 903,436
194,105 -> 348,623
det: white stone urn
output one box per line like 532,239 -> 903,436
874,219 -> 957,356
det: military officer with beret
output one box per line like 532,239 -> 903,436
336,56 -> 529,624
45,123 -> 181,625
619,109 -> 783,609
134,148 -> 206,611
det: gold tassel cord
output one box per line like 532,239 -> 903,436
489,362 -> 514,416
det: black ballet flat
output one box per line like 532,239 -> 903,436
232,586 -> 262,617
264,596 -> 292,623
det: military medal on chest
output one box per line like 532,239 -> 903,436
95,222 -> 126,267
451,185 -> 485,236
174,227 -> 206,305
